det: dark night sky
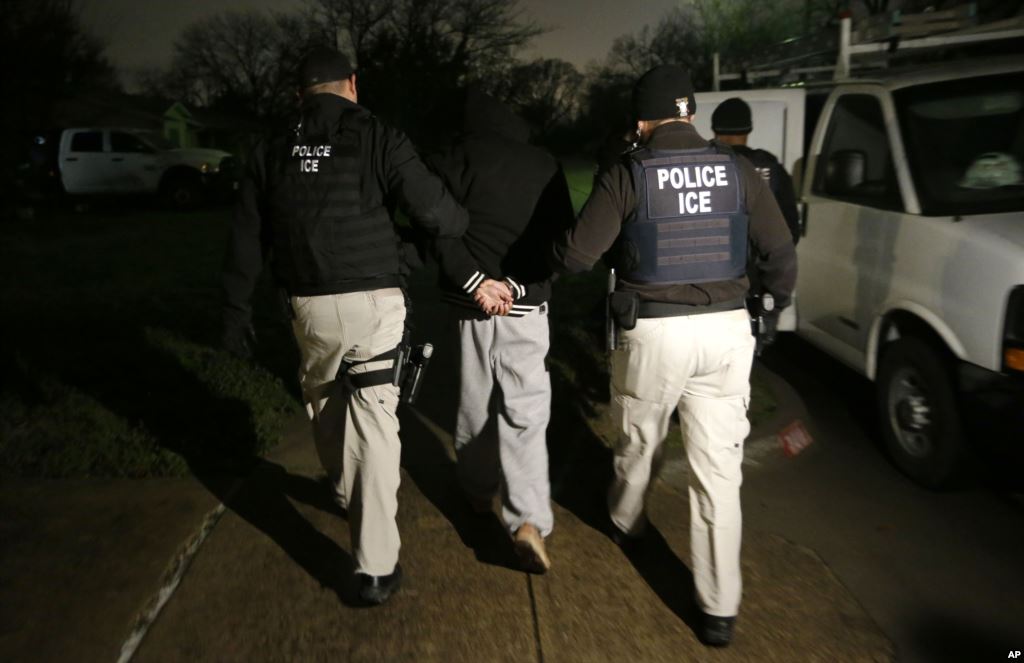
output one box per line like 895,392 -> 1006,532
80,0 -> 681,86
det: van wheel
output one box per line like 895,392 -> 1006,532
162,175 -> 202,211
876,336 -> 965,488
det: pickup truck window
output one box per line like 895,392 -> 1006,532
894,72 -> 1024,216
110,132 -> 154,154
814,94 -> 902,212
70,132 -> 102,153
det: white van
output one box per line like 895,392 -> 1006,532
58,128 -> 235,209
697,56 -> 1024,487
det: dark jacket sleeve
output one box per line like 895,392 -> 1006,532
380,126 -> 468,239
423,147 -> 488,295
222,142 -> 269,330
742,158 -> 798,307
550,163 -> 632,274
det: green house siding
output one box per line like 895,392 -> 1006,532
163,103 -> 200,148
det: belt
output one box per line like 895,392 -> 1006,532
638,297 -> 746,319
288,274 -> 403,297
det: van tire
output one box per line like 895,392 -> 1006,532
876,336 -> 965,489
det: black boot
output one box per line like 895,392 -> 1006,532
699,613 -> 735,647
357,564 -> 403,606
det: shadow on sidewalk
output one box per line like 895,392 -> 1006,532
546,352 -> 701,634
211,459 -> 362,607
71,325 -> 362,607
399,400 -> 522,571
620,527 -> 701,632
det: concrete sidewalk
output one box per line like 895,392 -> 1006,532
128,401 -> 891,663
0,476 -> 219,663
0,366 -> 896,663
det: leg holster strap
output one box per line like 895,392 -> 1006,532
339,347 -> 400,390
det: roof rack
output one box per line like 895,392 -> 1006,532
712,4 -> 1024,90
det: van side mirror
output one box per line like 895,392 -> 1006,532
825,149 -> 866,195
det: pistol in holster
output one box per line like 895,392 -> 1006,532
607,291 -> 639,352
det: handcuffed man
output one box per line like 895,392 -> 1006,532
426,89 -> 575,573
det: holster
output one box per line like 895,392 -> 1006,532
608,291 -> 639,331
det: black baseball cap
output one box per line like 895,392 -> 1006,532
711,97 -> 753,135
299,46 -> 355,88
632,65 -> 696,121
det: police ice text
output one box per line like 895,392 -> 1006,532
293,144 -> 332,173
655,165 -> 730,215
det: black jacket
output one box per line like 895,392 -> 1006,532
223,94 -> 468,330
552,121 -> 797,308
426,90 -> 575,317
731,144 -> 800,245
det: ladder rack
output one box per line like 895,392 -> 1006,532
712,4 -> 1024,90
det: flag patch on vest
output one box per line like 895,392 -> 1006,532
645,162 -> 739,219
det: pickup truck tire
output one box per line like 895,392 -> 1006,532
876,336 -> 965,489
161,172 -> 202,211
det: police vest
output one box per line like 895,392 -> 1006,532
265,112 -> 400,295
618,146 -> 748,285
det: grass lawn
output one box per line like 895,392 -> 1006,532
562,158 -> 597,213
0,203 -> 299,478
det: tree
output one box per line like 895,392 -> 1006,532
306,0 -> 543,144
151,11 -> 329,124
494,58 -> 584,139
576,0 -> 807,157
0,0 -> 116,178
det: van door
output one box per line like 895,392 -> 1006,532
59,130 -> 109,194
798,89 -> 907,371
108,131 -> 162,193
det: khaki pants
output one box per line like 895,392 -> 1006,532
608,308 -> 754,617
291,288 -> 406,577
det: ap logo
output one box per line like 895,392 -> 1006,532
1009,651 -> 1021,659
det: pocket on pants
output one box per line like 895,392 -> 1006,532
611,321 -> 670,403
372,293 -> 406,329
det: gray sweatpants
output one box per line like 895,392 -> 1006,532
454,306 -> 554,537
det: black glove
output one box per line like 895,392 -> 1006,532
222,322 -> 256,360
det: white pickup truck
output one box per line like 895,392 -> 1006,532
58,128 -> 235,209
696,55 -> 1024,487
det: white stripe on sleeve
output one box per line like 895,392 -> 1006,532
463,272 -> 485,293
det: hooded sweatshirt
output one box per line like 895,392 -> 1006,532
426,89 -> 575,317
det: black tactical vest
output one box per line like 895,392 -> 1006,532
617,145 -> 748,285
265,112 -> 401,296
